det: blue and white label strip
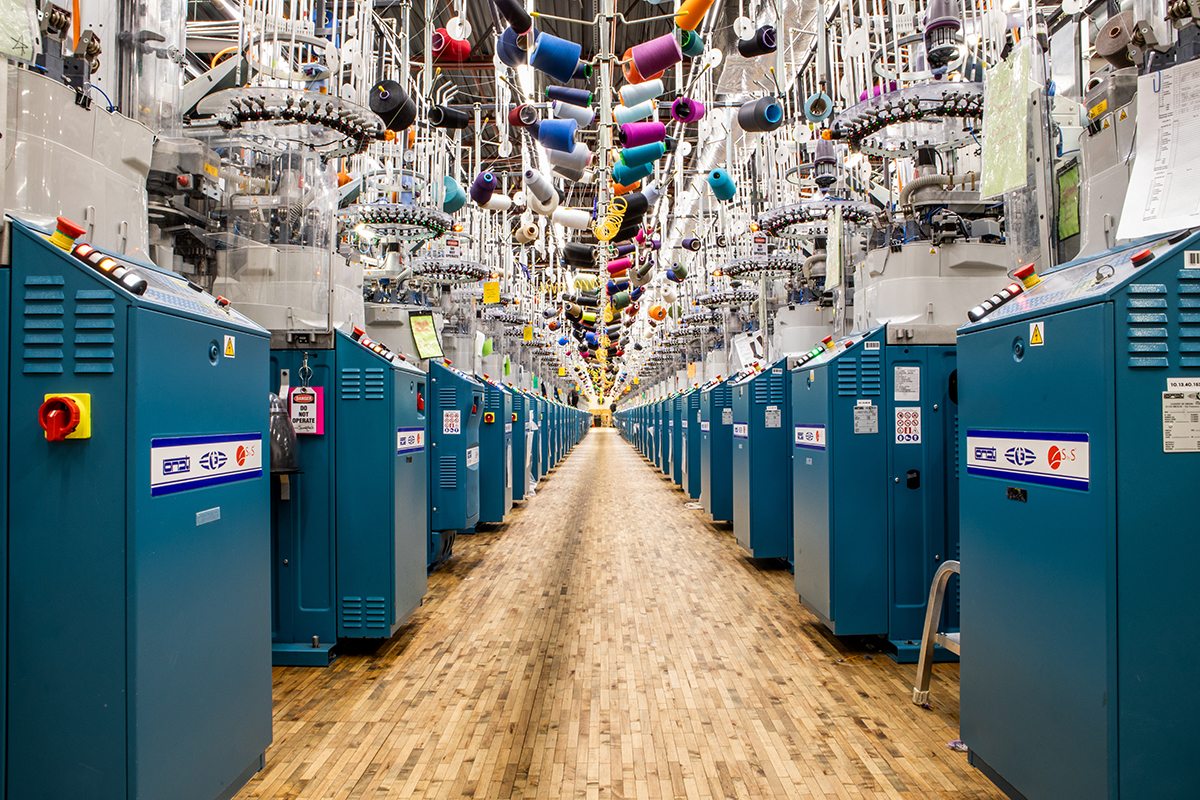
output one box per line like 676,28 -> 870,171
794,424 -> 826,450
396,426 -> 425,454
965,430 -> 1090,491
151,433 -> 264,497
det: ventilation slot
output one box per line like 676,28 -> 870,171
485,389 -> 502,411
860,352 -> 882,396
364,367 -> 386,400
364,597 -> 388,629
340,368 -> 362,400
340,596 -> 364,629
836,358 -> 858,397
73,289 -> 116,374
1178,271 -> 1200,368
438,386 -> 457,408
439,455 -> 458,490
22,276 -> 65,374
1126,284 -> 1170,368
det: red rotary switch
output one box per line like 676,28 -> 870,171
39,396 -> 82,441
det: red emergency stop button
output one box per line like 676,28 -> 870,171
1014,263 -> 1042,289
416,390 -> 425,412
49,216 -> 87,250
1131,248 -> 1154,267
483,411 -> 496,424
39,396 -> 82,441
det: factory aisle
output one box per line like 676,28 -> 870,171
236,429 -> 998,800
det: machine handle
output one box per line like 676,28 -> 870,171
906,469 -> 921,490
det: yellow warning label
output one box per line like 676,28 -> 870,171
1102,118 -> 1111,130
1119,109 -> 1128,121
1087,99 -> 1108,120
1029,322 -> 1044,347
204,163 -> 219,179
522,325 -> 533,342
482,281 -> 500,305
223,335 -> 237,358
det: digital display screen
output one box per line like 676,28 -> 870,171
1057,162 -> 1081,241
409,311 -> 443,360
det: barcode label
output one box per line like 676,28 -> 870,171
1186,251 -> 1200,267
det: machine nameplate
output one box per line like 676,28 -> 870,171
1162,393 -> 1200,452
965,430 -> 1090,490
700,421 -> 711,432
764,406 -> 782,428
733,423 -> 749,439
465,445 -> 480,467
853,403 -> 878,434
151,433 -> 263,496
894,367 -> 920,402
396,427 -> 425,454
721,408 -> 733,425
794,425 -> 826,450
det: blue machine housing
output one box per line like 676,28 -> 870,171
538,395 -> 552,474
680,388 -> 702,499
511,389 -> 530,501
957,233 -> 1200,800
0,235 -> 7,793
4,218 -> 271,799
428,361 -> 484,563
657,398 -> 671,473
790,328 -> 959,660
270,332 -> 429,665
669,393 -> 684,486
731,360 -> 792,561
700,377 -> 735,521
478,378 -> 514,523
528,394 -> 543,482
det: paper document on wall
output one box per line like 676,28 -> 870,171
1118,59 -> 1200,239
982,42 -> 1032,199
825,206 -> 843,290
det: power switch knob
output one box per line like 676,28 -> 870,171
39,396 -> 82,441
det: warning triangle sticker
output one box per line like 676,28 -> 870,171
1030,323 -> 1044,346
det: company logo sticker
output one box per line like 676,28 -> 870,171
396,427 -> 425,454
151,433 -> 263,496
966,430 -> 1090,490
199,451 -> 228,471
1004,447 -> 1036,466
794,424 -> 827,450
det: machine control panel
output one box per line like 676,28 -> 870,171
15,216 -> 265,332
962,233 -> 1191,329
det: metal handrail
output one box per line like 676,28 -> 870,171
912,559 -> 961,706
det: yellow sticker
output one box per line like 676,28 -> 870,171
522,325 -> 533,342
203,163 -> 219,178
1087,99 -> 1108,120
1102,118 -> 1111,130
1029,321 -> 1044,347
687,362 -> 696,378
223,335 -> 236,358
482,280 -> 500,305
1119,109 -> 1128,121
557,367 -> 566,377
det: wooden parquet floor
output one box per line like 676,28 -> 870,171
235,428 -> 1000,800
